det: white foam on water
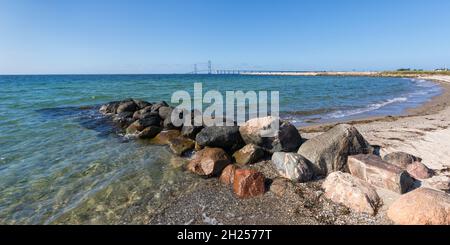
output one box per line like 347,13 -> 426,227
325,97 -> 408,119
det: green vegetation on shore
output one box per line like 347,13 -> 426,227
380,70 -> 450,77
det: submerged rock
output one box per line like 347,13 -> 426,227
232,144 -> 265,166
187,148 -> 232,177
348,154 -> 414,194
297,124 -> 373,176
271,152 -> 313,182
112,112 -> 135,128
168,137 -> 195,156
138,126 -> 162,139
239,116 -> 302,153
233,169 -> 266,198
150,130 -> 181,145
323,172 -> 381,215
383,152 -> 422,169
195,126 -> 245,152
387,188 -> 450,225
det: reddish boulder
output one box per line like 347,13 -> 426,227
233,169 -> 266,198
219,165 -> 238,185
387,188 -> 450,225
187,148 -> 231,177
348,154 -> 414,193
323,171 -> 381,215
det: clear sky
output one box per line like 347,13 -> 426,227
1,0 -> 450,74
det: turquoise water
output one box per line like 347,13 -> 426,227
0,75 -> 442,224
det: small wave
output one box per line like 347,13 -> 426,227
325,97 -> 408,119
409,78 -> 438,88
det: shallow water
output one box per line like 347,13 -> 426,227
0,75 -> 441,224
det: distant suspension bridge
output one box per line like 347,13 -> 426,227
188,60 -> 320,75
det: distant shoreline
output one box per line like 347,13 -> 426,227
299,75 -> 450,133
241,70 -> 450,77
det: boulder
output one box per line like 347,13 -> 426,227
99,101 -> 121,114
187,148 -> 231,177
383,152 -> 422,169
271,152 -> 313,182
141,110 -> 160,120
158,106 -> 173,120
195,126 -> 245,152
132,99 -> 152,109
151,101 -> 169,112
239,116 -> 302,153
112,112 -> 135,128
421,175 -> 450,192
297,124 -> 373,176
117,111 -> 134,119
125,122 -> 140,135
116,101 -> 139,114
168,137 -> 195,156
219,164 -> 238,186
181,125 -> 204,140
232,144 -> 265,166
406,162 -> 433,179
387,188 -> 450,225
138,126 -> 162,139
163,117 -> 180,130
127,116 -> 161,132
233,169 -> 266,198
150,130 -> 181,145
348,154 -> 414,194
322,172 -> 381,215
132,106 -> 154,120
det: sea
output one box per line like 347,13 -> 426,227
0,74 -> 442,224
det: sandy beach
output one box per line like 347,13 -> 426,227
301,75 -> 450,172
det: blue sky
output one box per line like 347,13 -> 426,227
1,0 -> 450,74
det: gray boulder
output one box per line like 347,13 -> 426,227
151,101 -> 169,112
297,124 -> 373,176
132,99 -> 152,109
158,106 -> 173,120
99,101 -> 121,114
116,100 -> 139,114
272,152 -> 313,182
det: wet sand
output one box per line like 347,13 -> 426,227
146,75 -> 450,225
